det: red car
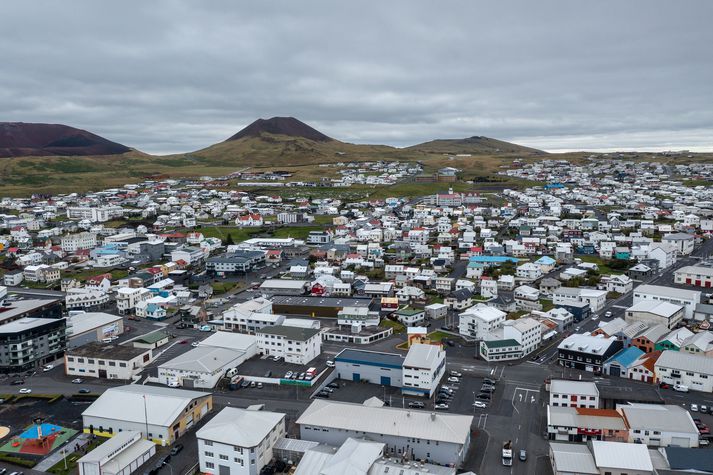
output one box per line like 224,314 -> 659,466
179,340 -> 188,344
659,382 -> 671,389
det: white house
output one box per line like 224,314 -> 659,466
197,407 -> 286,475
256,325 -> 321,365
549,379 -> 599,408
401,343 -> 446,398
115,287 -> 152,315
619,404 -> 699,447
458,304 -> 506,340
655,350 -> 713,393
553,287 -> 607,312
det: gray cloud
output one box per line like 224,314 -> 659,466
1,0 -> 712,154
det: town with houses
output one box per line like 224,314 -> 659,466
4,156 -> 713,475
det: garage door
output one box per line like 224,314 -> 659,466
609,365 -> 620,377
353,373 -> 360,382
381,376 -> 391,385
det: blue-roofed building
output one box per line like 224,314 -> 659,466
334,348 -> 405,387
534,256 -> 557,272
602,346 -> 644,378
544,182 -> 565,190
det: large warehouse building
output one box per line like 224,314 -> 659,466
272,295 -> 374,318
334,348 -> 405,386
82,385 -> 213,445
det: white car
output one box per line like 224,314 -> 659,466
191,342 -> 199,347
472,401 -> 488,408
604,311 -> 613,318
42,364 -> 54,372
326,360 -> 335,368
591,314 -> 599,320
674,383 -> 690,393
434,403 -> 449,410
450,371 -> 462,377
71,378 -> 83,384
447,376 -> 460,383
19,388 -> 32,394
691,404 -> 699,412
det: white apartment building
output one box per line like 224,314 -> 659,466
549,379 -> 599,408
503,317 -> 542,356
115,287 -> 152,315
459,304 -> 506,340
66,205 -> 123,223
256,325 -> 321,365
61,232 -> 97,252
553,287 -> 607,312
633,284 -> 701,320
65,289 -> 111,310
65,343 -> 154,380
197,407 -> 286,475
222,298 -> 279,333
516,262 -> 543,280
401,343 -> 446,398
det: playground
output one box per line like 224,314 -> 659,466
0,422 -> 77,456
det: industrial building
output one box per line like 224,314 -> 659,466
271,295 -> 374,318
82,385 -> 213,445
297,398 -> 473,466
65,342 -> 154,380
77,430 -> 156,475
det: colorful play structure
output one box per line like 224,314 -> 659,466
0,421 -> 77,456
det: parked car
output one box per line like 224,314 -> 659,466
674,383 -> 690,393
71,378 -> 83,384
170,443 -> 184,455
10,380 -> 24,386
481,386 -> 495,393
78,388 -> 91,394
408,401 -> 425,409
473,401 -> 488,408
604,311 -> 612,318
702,405 -> 709,414
449,371 -> 462,377
484,378 -> 496,385
327,382 -> 340,389
191,342 -> 199,347
42,364 -> 54,372
18,388 -> 31,394
591,314 -> 599,320
447,376 -> 460,383
178,340 -> 188,344
434,403 -> 449,410
298,372 -> 306,380
476,394 -> 491,401
284,371 -> 293,379
326,360 -> 335,368
271,356 -> 281,362
519,449 -> 527,461
445,340 -> 455,347
257,382 -> 263,389
659,382 -> 670,389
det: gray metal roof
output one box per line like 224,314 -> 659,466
619,404 -> 698,433
656,349 -> 713,375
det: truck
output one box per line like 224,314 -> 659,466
502,440 -> 513,466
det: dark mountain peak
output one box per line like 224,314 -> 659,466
227,117 -> 332,142
0,122 -> 131,158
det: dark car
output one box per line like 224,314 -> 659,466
170,443 -> 184,455
327,382 -> 340,389
314,392 -> 330,399
659,382 -> 671,389
477,393 -> 491,400
480,386 -> 495,393
484,378 -> 496,385
408,401 -> 425,409
10,380 -> 24,386
78,388 -> 91,394
445,339 -> 455,347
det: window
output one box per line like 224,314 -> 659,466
205,462 -> 214,469
219,455 -> 228,460
205,440 -> 213,446
205,451 -> 214,457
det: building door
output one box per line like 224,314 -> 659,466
98,369 -> 107,378
219,465 -> 230,475
381,376 -> 391,386
610,365 -> 620,377
353,373 -> 360,382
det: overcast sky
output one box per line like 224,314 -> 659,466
1,1 -> 712,154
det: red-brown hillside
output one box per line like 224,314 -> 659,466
0,122 -> 131,157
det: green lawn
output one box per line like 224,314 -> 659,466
47,436 -> 107,475
380,319 -> 406,334
271,225 -> 323,240
426,330 -> 451,342
193,226 -> 262,242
